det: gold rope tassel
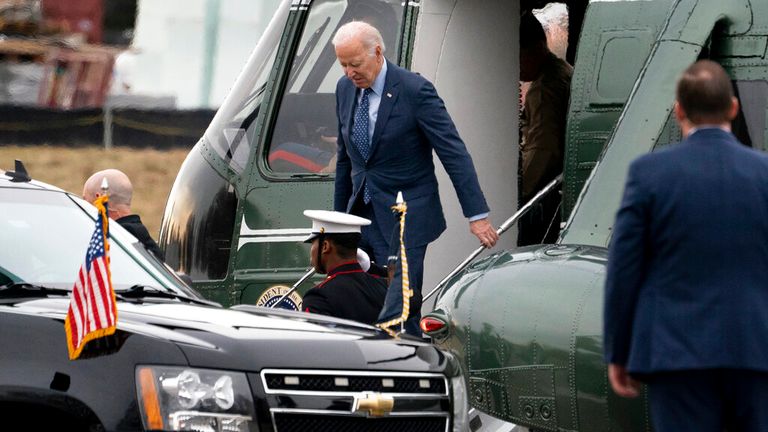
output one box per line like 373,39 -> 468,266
376,196 -> 412,337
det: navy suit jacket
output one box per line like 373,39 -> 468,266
604,128 -> 768,374
334,61 -> 489,248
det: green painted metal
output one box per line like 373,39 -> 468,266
398,0 -> 420,69
161,0 -> 413,308
561,0 -> 753,246
561,0 -> 672,216
429,245 -> 655,432
229,2 -> 331,306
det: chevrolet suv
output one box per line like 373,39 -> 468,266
0,162 -> 468,432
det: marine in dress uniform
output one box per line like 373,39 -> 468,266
302,210 -> 387,325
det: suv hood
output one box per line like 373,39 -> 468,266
5,298 -> 448,373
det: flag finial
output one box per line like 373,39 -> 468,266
100,177 -> 109,196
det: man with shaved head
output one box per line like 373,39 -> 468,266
604,60 -> 768,431
331,21 -> 498,336
83,169 -> 162,259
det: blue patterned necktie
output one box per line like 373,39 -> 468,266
353,88 -> 373,203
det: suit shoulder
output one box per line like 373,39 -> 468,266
624,146 -> 682,189
390,63 -> 430,90
737,146 -> 768,173
629,148 -> 664,171
631,141 -> 687,168
336,76 -> 352,93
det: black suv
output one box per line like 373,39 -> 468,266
0,163 -> 468,432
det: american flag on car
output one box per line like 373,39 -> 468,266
65,194 -> 117,360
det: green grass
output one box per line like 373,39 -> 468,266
0,145 -> 190,237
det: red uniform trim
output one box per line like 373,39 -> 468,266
317,261 -> 365,288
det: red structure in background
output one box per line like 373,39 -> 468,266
37,47 -> 116,109
41,0 -> 104,44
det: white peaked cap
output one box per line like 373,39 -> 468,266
303,210 -> 371,242
356,248 -> 371,271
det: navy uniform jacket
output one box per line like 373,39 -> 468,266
604,128 -> 768,374
303,261 -> 387,325
334,61 -> 489,248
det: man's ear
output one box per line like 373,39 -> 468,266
321,239 -> 332,255
727,96 -> 739,122
673,101 -> 686,123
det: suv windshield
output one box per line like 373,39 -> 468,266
0,188 -> 170,290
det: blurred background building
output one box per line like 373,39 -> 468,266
0,0 -> 280,147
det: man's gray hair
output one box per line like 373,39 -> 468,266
332,21 -> 386,55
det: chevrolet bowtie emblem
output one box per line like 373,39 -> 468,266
353,392 -> 394,417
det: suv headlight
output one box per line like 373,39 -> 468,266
136,366 -> 255,432
452,375 -> 469,432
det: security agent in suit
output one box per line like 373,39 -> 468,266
604,60 -> 768,432
331,21 -> 499,335
83,169 -> 163,260
302,210 -> 387,326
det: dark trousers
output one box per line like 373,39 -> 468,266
358,203 -> 426,336
645,369 -> 768,432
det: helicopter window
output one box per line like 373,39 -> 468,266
205,30 -> 280,174
265,0 -> 404,175
591,30 -> 654,106
732,80 -> 768,150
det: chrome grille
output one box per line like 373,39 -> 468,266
264,372 -> 446,394
260,369 -> 451,432
273,412 -> 447,432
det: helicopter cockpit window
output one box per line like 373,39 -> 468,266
205,29 -> 281,174
266,0 -> 403,175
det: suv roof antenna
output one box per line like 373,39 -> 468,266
6,160 -> 31,183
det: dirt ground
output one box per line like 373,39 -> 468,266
0,145 -> 189,237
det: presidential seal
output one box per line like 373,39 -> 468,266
256,285 -> 303,310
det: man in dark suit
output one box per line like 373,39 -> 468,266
83,169 -> 163,260
604,60 -> 768,431
302,210 -> 387,325
331,21 -> 498,335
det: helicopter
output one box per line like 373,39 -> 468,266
158,0 -> 767,429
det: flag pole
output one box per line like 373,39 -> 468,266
377,191 -> 411,336
65,176 -> 118,360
